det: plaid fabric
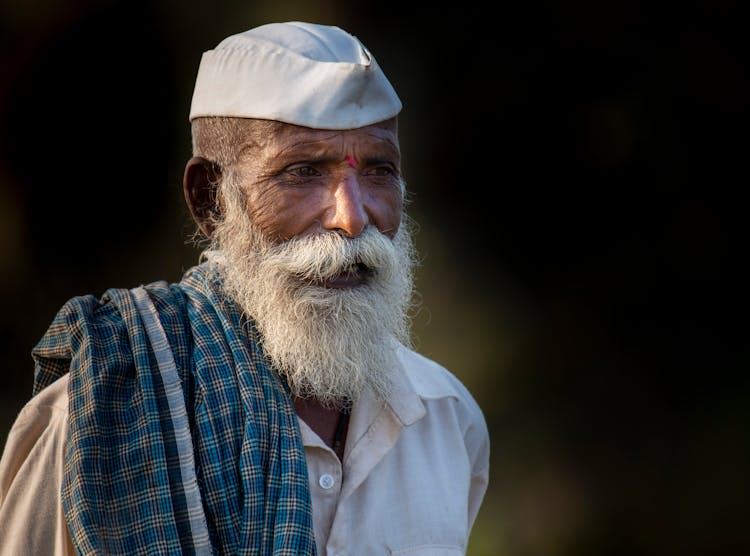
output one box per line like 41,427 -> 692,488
32,263 -> 316,555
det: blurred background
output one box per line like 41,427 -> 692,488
1,1 -> 748,554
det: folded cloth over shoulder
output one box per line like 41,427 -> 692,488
32,262 -> 316,555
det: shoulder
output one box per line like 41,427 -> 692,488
4,376 -> 69,448
396,345 -> 482,409
1,375 -> 69,496
394,344 -> 490,475
32,278 -> 190,394
39,278 -> 185,334
31,374 -> 69,411
0,376 -> 71,554
395,344 -> 488,432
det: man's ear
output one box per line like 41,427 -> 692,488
184,156 -> 222,238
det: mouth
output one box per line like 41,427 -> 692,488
309,262 -> 372,289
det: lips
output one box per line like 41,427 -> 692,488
312,262 -> 371,289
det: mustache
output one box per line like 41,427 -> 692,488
262,227 -> 398,282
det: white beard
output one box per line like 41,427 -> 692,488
209,196 -> 416,409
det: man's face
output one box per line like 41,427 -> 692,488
236,120 -> 403,245
208,120 -> 414,407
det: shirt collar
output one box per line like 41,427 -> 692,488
385,342 -> 462,427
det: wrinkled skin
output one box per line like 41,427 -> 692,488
184,118 -> 403,243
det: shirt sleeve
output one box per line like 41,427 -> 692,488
0,375 -> 75,556
468,456 -> 490,532
465,402 -> 491,532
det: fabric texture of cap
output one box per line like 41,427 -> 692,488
189,21 -> 402,129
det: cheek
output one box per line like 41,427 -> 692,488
245,188 -> 324,241
245,184 -> 404,240
371,189 -> 403,238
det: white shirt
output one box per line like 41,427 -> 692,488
0,345 -> 490,555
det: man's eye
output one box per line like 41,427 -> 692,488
366,165 -> 396,177
287,165 -> 321,177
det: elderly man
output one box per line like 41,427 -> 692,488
0,21 -> 490,555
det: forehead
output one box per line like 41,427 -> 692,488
249,119 -> 400,162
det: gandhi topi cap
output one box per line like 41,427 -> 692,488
189,21 -> 402,129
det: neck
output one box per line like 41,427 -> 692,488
293,395 -> 350,461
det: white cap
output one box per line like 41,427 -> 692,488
188,21 -> 402,129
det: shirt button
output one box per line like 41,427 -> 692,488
319,473 -> 335,489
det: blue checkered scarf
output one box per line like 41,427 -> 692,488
32,263 -> 316,555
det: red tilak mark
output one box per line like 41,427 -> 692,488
345,154 -> 359,168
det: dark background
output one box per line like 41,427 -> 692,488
1,1 -> 748,554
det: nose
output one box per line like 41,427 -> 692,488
323,175 -> 368,237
